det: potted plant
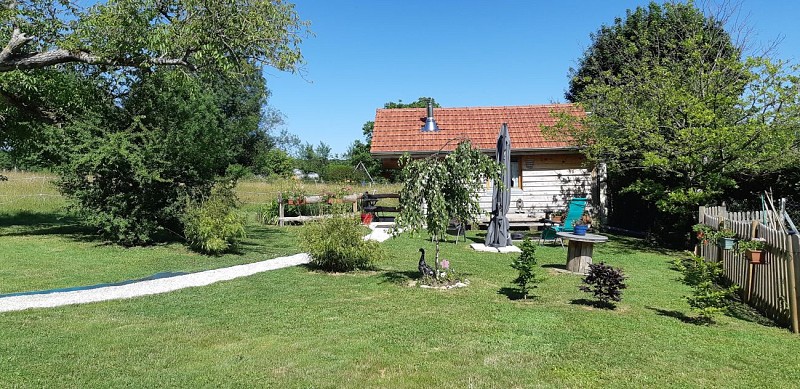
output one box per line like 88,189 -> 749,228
550,210 -> 564,223
736,238 -> 767,264
692,223 -> 714,244
572,220 -> 588,236
715,228 -> 737,250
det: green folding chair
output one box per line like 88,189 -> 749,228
540,197 -> 588,246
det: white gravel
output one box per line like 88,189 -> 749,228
0,253 -> 310,313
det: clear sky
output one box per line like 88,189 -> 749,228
265,1 -> 800,157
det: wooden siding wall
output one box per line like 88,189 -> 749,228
699,206 -> 800,332
479,154 -> 594,216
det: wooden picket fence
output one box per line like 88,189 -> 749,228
698,206 -> 800,332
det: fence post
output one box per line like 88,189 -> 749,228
278,193 -> 284,227
789,234 -> 800,333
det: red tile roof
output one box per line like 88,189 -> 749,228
371,103 -> 584,154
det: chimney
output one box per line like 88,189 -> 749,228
420,99 -> 440,132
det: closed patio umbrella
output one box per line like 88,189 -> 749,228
485,123 -> 512,248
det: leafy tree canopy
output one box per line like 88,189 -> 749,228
0,0 -> 309,74
561,1 -> 800,245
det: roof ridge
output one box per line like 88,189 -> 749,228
375,103 -> 578,112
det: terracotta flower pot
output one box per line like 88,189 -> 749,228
746,249 -> 764,264
551,215 -> 563,223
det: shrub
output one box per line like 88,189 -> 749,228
256,200 -> 279,225
579,262 -> 627,308
511,238 -> 540,299
325,163 -> 365,183
673,254 -> 723,287
675,254 -> 738,323
300,215 -> 384,271
184,182 -> 246,254
687,281 -> 737,324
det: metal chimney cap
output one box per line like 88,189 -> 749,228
421,100 -> 440,132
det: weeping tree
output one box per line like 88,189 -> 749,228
395,140 -> 500,272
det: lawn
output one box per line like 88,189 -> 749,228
2,172 -> 800,387
2,221 -> 800,387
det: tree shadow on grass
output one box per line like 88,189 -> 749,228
600,234 -> 676,256
0,211 -> 99,241
725,296 -> 780,328
498,287 -> 526,301
570,298 -> 618,310
379,269 -> 421,285
645,306 -> 704,324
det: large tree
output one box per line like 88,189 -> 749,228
1,0 -> 309,139
1,0 -> 310,244
563,2 -> 800,246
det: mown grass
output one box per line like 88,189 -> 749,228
2,227 -> 800,387
3,171 -> 800,387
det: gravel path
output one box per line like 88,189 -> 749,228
0,253 -> 310,313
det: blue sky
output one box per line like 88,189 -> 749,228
266,1 -> 800,156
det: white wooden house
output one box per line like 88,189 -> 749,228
370,103 -> 606,222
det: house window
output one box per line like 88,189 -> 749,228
510,158 -> 522,189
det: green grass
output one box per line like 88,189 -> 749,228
3,172 -> 798,386
2,227 -> 800,387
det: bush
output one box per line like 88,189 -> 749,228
673,254 -> 723,287
256,200 -> 280,225
511,238 -> 540,299
184,182 -> 246,254
675,254 -> 738,323
687,281 -> 737,324
300,215 -> 384,271
325,163 -> 365,183
579,262 -> 627,308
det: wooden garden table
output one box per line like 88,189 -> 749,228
556,232 -> 609,274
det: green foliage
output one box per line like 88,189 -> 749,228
2,0 -> 310,74
254,148 -> 294,178
736,238 -> 766,253
674,254 -> 737,323
511,238 -> 540,299
324,163 -> 364,183
56,70 -> 248,245
562,2 -> 800,246
296,141 -> 331,176
673,254 -> 723,287
687,281 -> 737,324
692,223 -> 714,242
183,182 -> 246,254
579,262 -> 627,308
256,200 -> 280,225
396,140 -> 500,266
300,215 -> 384,272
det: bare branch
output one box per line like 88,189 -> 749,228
0,49 -> 197,72
0,28 -> 34,63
